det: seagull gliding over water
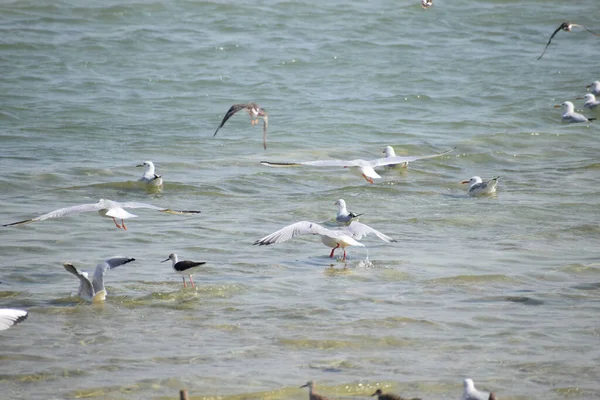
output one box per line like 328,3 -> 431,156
213,103 -> 269,149
538,22 -> 600,60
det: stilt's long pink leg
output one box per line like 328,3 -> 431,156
189,276 -> 195,288
182,277 -> 187,288
330,244 -> 340,258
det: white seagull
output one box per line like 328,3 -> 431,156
462,176 -> 499,196
334,199 -> 362,224
161,253 -> 207,288
382,145 -> 409,168
0,309 -> 28,331
254,221 -> 395,261
137,161 -> 163,186
462,378 -> 492,400
578,93 -> 600,109
261,148 -> 454,184
421,0 -> 433,9
3,199 -> 201,230
555,101 -> 596,123
63,257 -> 136,302
587,81 -> 600,95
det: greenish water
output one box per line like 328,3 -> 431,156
1,0 -> 600,399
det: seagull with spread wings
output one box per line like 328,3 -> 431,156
63,257 -> 136,302
0,309 -> 28,331
538,22 -> 599,60
213,103 -> 269,149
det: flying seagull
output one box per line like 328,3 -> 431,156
161,253 -> 207,288
261,147 -> 454,184
213,103 -> 269,149
0,309 -> 28,331
63,257 -> 136,302
555,101 -> 596,123
371,388 -> 421,400
421,0 -> 432,9
334,199 -> 362,224
538,22 -> 599,60
254,221 -> 395,261
300,381 -> 329,400
136,161 -> 163,186
3,199 -> 201,230
462,176 -> 499,196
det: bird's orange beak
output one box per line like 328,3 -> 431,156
554,104 -> 562,108
461,180 -> 469,184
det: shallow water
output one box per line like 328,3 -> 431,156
1,0 -> 600,399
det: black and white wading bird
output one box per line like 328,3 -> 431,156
162,253 -> 207,288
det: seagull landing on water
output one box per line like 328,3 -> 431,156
161,253 -> 207,288
587,81 -> 600,96
213,103 -> 269,149
261,147 -> 454,184
300,381 -> 329,400
334,199 -> 362,224
371,388 -> 421,400
0,309 -> 28,331
577,93 -> 600,109
462,176 -> 499,197
254,221 -> 395,261
538,22 -> 600,60
136,161 -> 163,186
3,199 -> 201,230
63,257 -> 136,302
462,378 -> 495,400
421,0 -> 433,9
555,101 -> 596,123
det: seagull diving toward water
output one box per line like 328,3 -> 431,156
334,199 -> 362,224
587,81 -> 600,95
555,101 -> 596,123
462,378 -> 493,400
3,199 -> 201,230
0,309 -> 28,331
300,381 -> 329,400
63,257 -> 136,302
538,22 -> 600,60
254,221 -> 395,261
371,388 -> 421,400
462,176 -> 499,196
421,0 -> 433,9
213,103 -> 269,149
161,253 -> 207,288
136,161 -> 163,186
261,147 -> 454,184
577,93 -> 600,109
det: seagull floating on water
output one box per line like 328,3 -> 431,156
63,257 -> 136,302
587,81 -> 600,95
334,199 -> 362,224
382,146 -> 410,168
136,161 -> 163,186
0,309 -> 28,331
261,147 -> 454,184
254,221 -> 395,261
577,93 -> 600,109
421,0 -> 433,9
462,378 -> 493,400
462,176 -> 499,196
371,388 -> 421,400
300,381 -> 329,400
213,103 -> 269,149
3,199 -> 201,230
538,22 -> 600,60
161,253 -> 207,288
555,101 -> 596,123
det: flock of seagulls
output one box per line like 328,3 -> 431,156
555,80 -> 600,124
296,378 -> 494,400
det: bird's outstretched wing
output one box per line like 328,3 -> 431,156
254,221 -> 342,245
261,159 -> 361,168
371,147 -> 455,168
538,23 -> 568,60
0,309 -> 28,331
118,201 -> 201,215
213,104 -> 249,136
3,202 -> 101,226
262,114 -> 269,150
344,222 -> 396,242
91,257 -> 136,294
63,263 -> 95,300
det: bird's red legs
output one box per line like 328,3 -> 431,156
182,277 -> 187,288
330,244 -> 340,258
189,276 -> 195,288
112,217 -> 122,229
121,220 -> 127,230
362,174 -> 374,184
343,249 -> 347,261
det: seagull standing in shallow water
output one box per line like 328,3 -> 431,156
136,161 -> 163,186
578,93 -> 600,109
213,103 -> 269,149
162,253 -> 207,288
254,221 -> 395,261
334,199 -> 362,224
462,176 -> 499,196
63,257 -> 136,302
555,101 -> 596,123
0,309 -> 28,331
3,199 -> 201,230
537,22 -> 600,60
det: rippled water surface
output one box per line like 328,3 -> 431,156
2,0 -> 600,399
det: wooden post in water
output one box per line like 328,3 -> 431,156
180,389 -> 189,400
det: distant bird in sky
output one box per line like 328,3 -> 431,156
63,257 -> 136,302
555,101 -> 596,123
161,253 -> 207,288
137,161 -> 163,186
371,388 -> 421,400
421,0 -> 433,9
0,309 -> 28,331
213,103 -> 269,149
538,22 -> 599,60
334,199 -> 362,225
462,176 -> 499,196
578,93 -> 600,109
586,80 -> 600,95
3,199 -> 201,230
